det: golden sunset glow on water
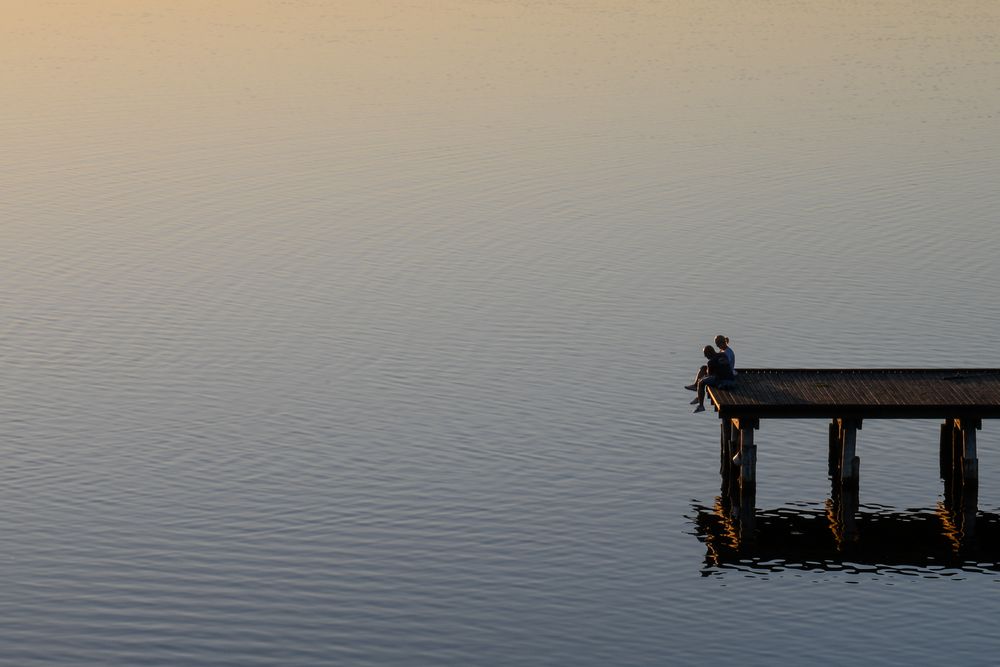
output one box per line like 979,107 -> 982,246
7,1 -> 996,137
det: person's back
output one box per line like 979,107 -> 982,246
715,335 -> 735,376
707,351 -> 734,381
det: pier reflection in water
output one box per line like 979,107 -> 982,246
693,479 -> 995,577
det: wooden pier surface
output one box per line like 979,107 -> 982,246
707,369 -> 1000,419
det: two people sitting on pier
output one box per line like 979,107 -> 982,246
686,335 -> 735,389
687,335 -> 735,413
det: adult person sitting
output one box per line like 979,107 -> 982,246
686,334 -> 735,391
715,335 -> 735,377
691,345 -> 734,413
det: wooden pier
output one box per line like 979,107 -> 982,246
706,369 -> 1000,535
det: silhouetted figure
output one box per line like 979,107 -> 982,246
686,334 -> 736,392
691,345 -> 734,413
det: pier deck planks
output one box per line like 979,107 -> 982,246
707,369 -> 1000,419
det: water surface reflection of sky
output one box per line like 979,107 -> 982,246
3,2 -> 1000,666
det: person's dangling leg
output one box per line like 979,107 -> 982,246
693,375 -> 719,413
686,365 -> 708,391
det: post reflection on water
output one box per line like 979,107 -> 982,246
692,478 -> 997,577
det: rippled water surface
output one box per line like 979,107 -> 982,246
3,2 -> 1000,665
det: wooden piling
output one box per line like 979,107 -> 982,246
719,421 -> 729,476
950,423 -> 965,490
939,419 -> 954,479
740,425 -> 755,484
828,420 -> 841,478
955,418 -> 980,487
730,417 -> 759,495
837,418 -> 861,487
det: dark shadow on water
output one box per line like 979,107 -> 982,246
690,485 -> 1000,578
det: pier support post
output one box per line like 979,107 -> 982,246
720,421 -> 728,475
740,425 -> 756,486
720,420 -> 738,476
836,418 -> 861,487
951,423 -> 963,487
718,421 -> 757,539
941,418 -> 980,529
828,420 -> 840,478
940,419 -> 955,480
941,420 -> 980,540
720,419 -> 736,497
954,418 -> 981,487
731,417 -> 759,495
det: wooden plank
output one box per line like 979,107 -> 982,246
710,369 -> 1000,419
850,374 -> 882,407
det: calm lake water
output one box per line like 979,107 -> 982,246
3,1 -> 1000,664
